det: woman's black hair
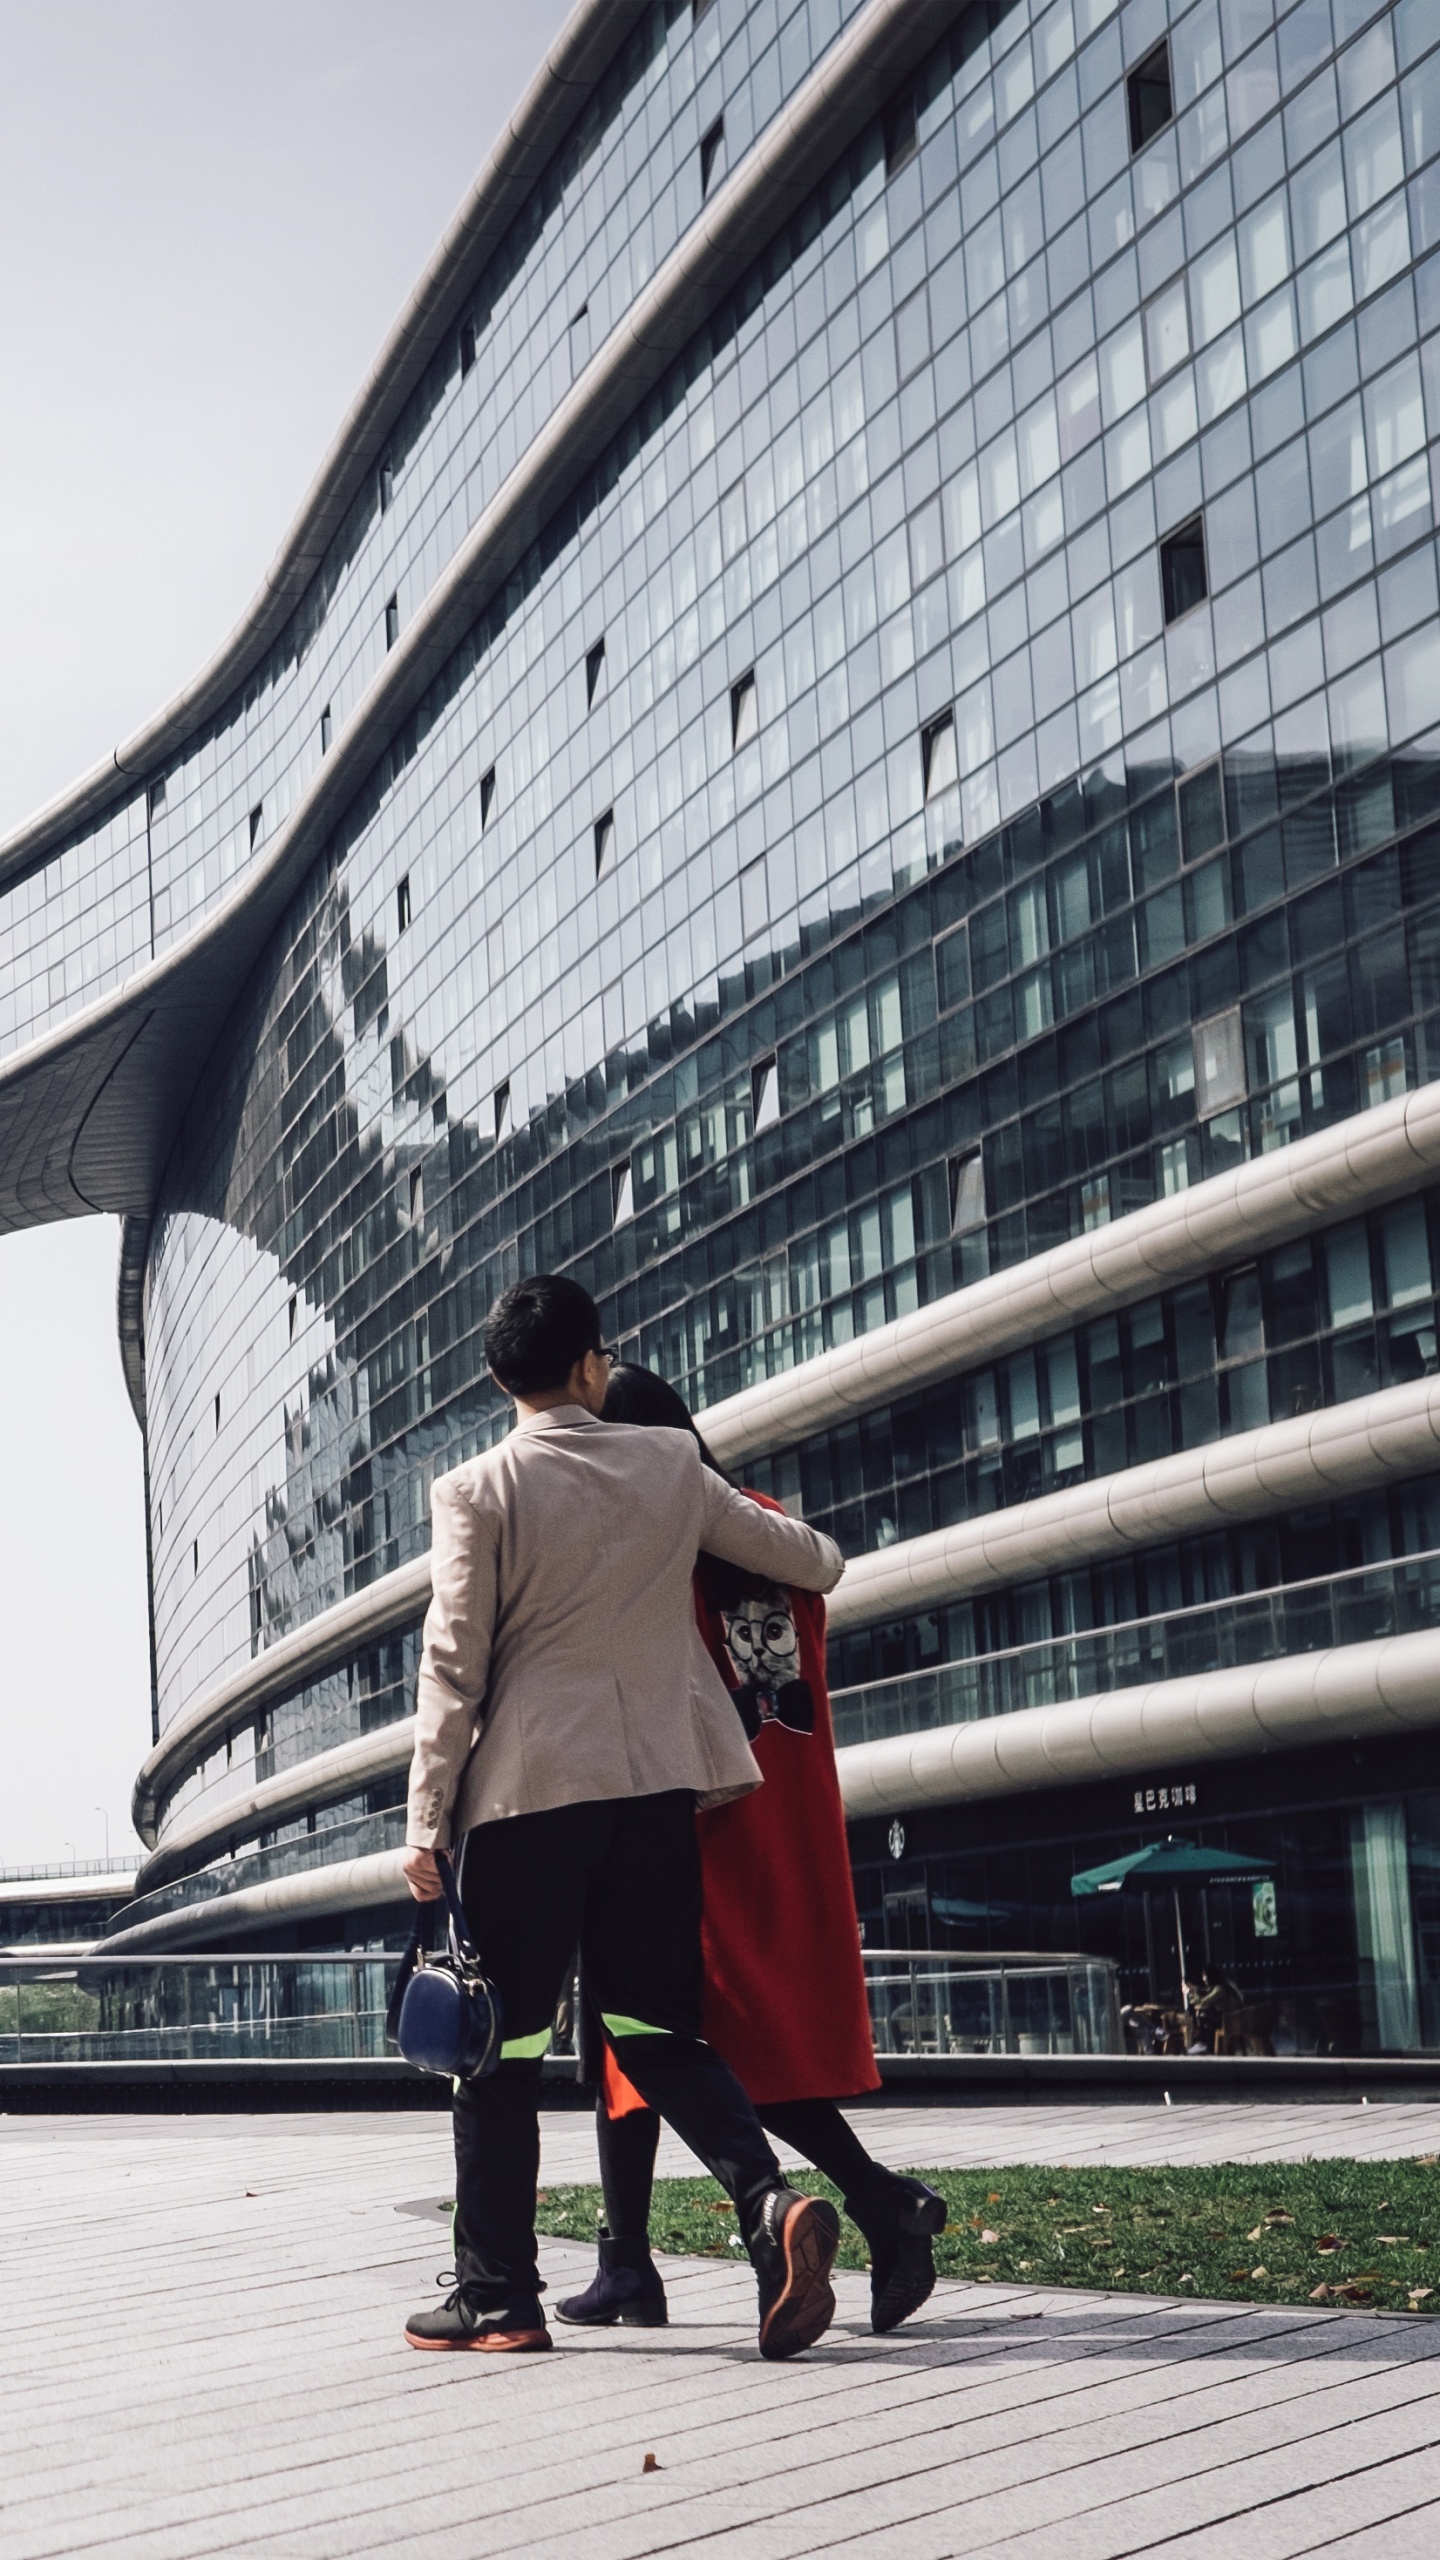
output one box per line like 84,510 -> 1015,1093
601,1363 -> 754,1611
601,1362 -> 732,1480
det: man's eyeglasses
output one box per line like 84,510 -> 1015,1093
599,1344 -> 620,1363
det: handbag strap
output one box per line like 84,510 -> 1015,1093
433,1847 -> 480,1962
385,1848 -> 478,2045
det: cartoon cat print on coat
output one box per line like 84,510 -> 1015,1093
719,1585 -> 815,1739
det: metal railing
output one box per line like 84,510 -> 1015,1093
0,1947 -> 1122,2065
863,1950 -> 1123,2058
832,1546 -> 1440,1747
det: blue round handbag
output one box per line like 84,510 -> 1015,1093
386,1849 -> 505,2080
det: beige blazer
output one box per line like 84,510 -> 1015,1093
405,1404 -> 845,1846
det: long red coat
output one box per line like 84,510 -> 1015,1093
605,1490 -> 879,2111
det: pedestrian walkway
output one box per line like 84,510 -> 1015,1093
3,2108 -> 1438,2558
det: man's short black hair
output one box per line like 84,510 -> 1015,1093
484,1273 -> 602,1395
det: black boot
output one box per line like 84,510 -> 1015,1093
556,2230 -> 669,2328
847,2173 -> 947,2335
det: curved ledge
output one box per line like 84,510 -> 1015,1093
0,0 -> 967,1239
0,0 -> 651,893
131,1556 -> 431,1846
826,1369 -> 1440,1633
110,1611 -> 1440,1941
139,1720 -> 414,1896
135,1359 -> 1440,1850
115,1215 -> 149,1429
98,1848 -> 408,1957
834,1622 -> 1440,1818
702,1080 -> 1440,1470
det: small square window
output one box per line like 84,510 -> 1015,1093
950,1152 -> 986,1235
1081,1174 -> 1113,1231
731,668 -> 758,749
885,94 -> 917,178
1161,517 -> 1208,623
922,712 -> 959,802
752,1057 -> 780,1132
460,319 -> 476,377
1143,278 -> 1190,383
493,1080 -> 512,1143
248,805 -> 263,849
613,1160 -> 635,1227
595,809 -> 615,875
700,115 -> 725,197
379,455 -> 394,513
586,638 -> 606,707
1127,40 -> 1173,154
480,765 -> 497,830
1177,761 -> 1225,862
320,705 -> 332,754
385,594 -> 400,649
396,875 -> 411,934
1194,1007 -> 1246,1117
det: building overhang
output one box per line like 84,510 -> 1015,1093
0,0 -> 963,1243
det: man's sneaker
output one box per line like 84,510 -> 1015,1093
849,2174 -> 947,2335
753,2186 -> 840,2360
404,2286 -> 551,2353
557,2231 -> 669,2328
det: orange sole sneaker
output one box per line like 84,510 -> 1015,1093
758,2198 -> 840,2361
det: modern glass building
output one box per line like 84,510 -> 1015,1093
4,0 -> 1440,2052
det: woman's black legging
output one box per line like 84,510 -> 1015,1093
597,2092 -> 883,2240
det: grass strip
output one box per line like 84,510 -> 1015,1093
535,2156 -> 1440,2315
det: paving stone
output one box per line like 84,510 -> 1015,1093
4,2109 -> 1439,2559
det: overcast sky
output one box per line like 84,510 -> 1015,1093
0,0 -> 569,1867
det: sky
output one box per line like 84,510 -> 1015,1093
0,0 -> 570,1868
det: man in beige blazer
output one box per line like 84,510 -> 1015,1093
400,1272 -> 846,2361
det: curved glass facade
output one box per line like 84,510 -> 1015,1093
9,0 -> 1440,2037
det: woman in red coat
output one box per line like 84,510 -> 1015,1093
558,1365 -> 943,2336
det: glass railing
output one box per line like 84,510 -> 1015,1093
0,1957 -> 395,2065
0,1948 -> 1122,2064
832,1547 -> 1440,1749
863,1951 -> 1123,2059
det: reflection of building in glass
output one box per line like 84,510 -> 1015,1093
0,1867 -> 140,1956
5,0 -> 1440,2053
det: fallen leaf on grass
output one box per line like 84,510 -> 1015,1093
709,2200 -> 734,2214
1408,2288 -> 1434,2306
979,2228 -> 1000,2245
1315,2236 -> 1343,2254
1375,2235 -> 1410,2246
1250,2266 -> 1268,2280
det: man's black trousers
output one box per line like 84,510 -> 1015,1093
453,1790 -> 782,2306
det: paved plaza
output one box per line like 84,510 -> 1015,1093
3,2103 -> 1440,2559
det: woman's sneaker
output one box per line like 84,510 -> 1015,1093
848,2174 -> 947,2334
557,2232 -> 669,2328
753,2187 -> 840,2360
404,2285 -> 550,2352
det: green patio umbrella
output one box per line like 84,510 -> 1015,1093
1071,1835 -> 1274,2003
